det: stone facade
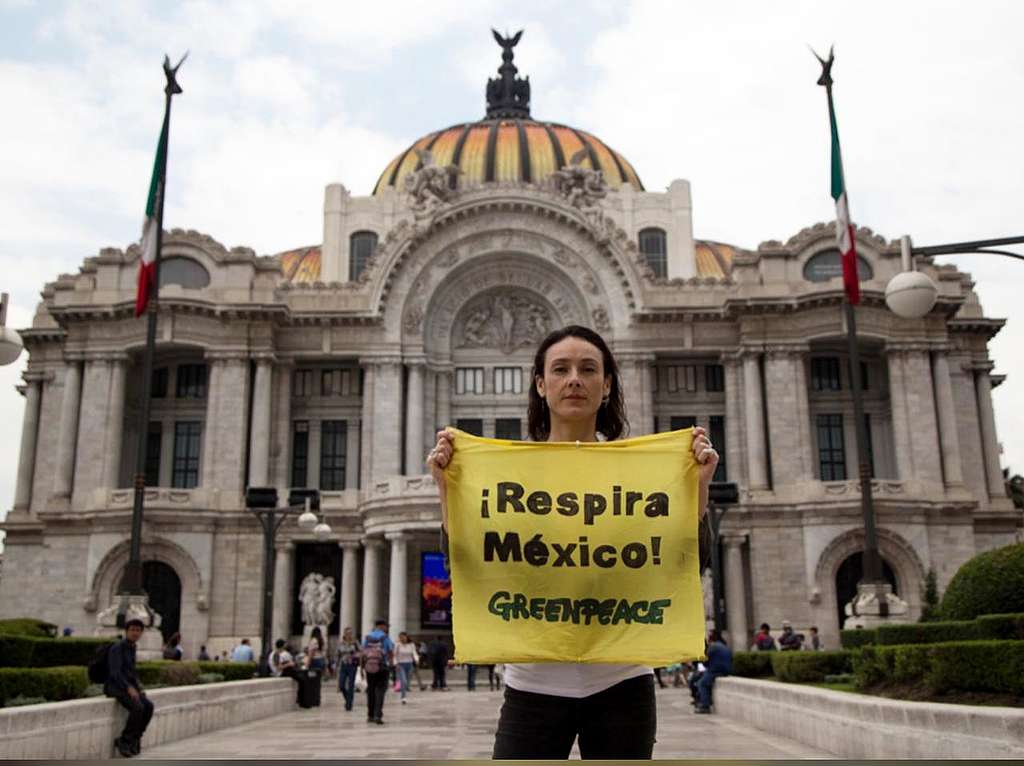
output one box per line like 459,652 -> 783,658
1,83 -> 1020,656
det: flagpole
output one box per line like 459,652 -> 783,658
120,56 -> 186,609
815,49 -> 885,593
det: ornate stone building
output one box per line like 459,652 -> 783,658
2,41 -> 1019,655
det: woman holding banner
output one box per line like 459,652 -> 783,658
428,325 -> 719,760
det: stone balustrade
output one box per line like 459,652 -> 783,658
714,676 -> 1024,758
0,678 -> 295,760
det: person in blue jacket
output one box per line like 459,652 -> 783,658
694,630 -> 732,713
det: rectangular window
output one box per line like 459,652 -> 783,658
151,368 -> 168,399
670,415 -> 698,430
705,364 -> 725,393
321,369 -> 336,397
456,418 -> 483,436
817,413 -> 846,481
710,415 -> 727,482
291,421 -> 309,488
859,361 -> 870,391
320,420 -> 347,491
175,364 -> 207,399
172,421 -> 202,488
144,422 -> 162,487
294,369 -> 314,397
494,367 -> 523,395
341,369 -> 361,395
455,367 -> 484,395
665,365 -> 697,393
495,418 -> 522,440
811,357 -> 842,391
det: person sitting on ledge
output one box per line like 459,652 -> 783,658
694,630 -> 732,714
105,618 -> 154,758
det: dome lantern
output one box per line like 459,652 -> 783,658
486,29 -> 531,119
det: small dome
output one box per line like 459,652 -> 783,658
694,241 -> 737,279
373,119 -> 644,196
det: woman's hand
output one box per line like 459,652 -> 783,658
692,426 -> 719,520
427,429 -> 455,531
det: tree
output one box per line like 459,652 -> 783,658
918,568 -> 940,622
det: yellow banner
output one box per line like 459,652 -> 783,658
446,428 -> 705,666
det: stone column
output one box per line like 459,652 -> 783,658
248,358 -> 273,487
423,368 -> 438,458
888,346 -> 943,485
742,351 -> 768,489
886,348 -> 914,481
308,420 -> 322,490
360,538 -> 383,638
202,356 -> 250,498
272,543 -> 294,642
723,535 -> 748,649
371,360 -> 402,479
103,358 -> 128,490
359,362 -> 375,489
201,358 -> 223,487
273,362 -> 293,496
386,532 -> 409,637
405,362 -> 425,475
13,378 -> 43,511
722,356 -> 744,485
974,366 -> 1007,498
345,420 -> 360,490
764,348 -> 812,486
436,369 -> 452,431
53,360 -> 83,498
339,542 -> 360,634
636,358 -> 655,436
931,351 -> 964,487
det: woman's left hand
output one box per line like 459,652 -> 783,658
692,426 -> 719,519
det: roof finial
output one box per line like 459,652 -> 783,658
486,29 -> 531,119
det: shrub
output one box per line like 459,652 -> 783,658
197,661 -> 256,681
160,662 -> 199,686
0,619 -> 58,638
731,651 -> 773,678
974,612 -> 1024,641
31,637 -> 112,668
136,661 -> 169,686
840,628 -> 877,649
823,673 -> 855,684
0,667 -> 89,705
0,635 -> 38,667
853,640 -> 1024,695
874,620 -> 979,645
6,696 -> 49,707
940,543 -> 1024,620
919,568 -> 941,622
198,673 -> 226,684
771,651 -> 853,683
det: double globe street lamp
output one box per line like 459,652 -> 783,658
245,487 -> 331,677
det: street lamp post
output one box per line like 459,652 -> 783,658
245,487 -> 327,677
707,482 -> 739,636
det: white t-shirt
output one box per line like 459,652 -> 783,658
504,663 -> 652,698
269,649 -> 293,676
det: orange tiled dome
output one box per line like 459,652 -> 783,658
373,120 -> 644,195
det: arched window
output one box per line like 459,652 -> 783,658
349,231 -> 378,281
638,227 -> 667,278
803,249 -> 873,283
158,257 -> 210,289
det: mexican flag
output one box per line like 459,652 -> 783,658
135,122 -> 168,317
826,81 -> 861,306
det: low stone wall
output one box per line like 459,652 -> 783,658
0,678 -> 296,759
714,676 -> 1024,759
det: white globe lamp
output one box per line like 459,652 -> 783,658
0,326 -> 23,366
885,270 -> 939,319
313,520 -> 332,540
297,508 -> 318,530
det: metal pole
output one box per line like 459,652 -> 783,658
900,235 -> 914,273
258,510 -> 277,678
844,302 -> 885,593
0,293 -> 7,326
709,504 -> 728,634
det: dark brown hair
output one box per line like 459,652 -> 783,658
527,325 -> 627,442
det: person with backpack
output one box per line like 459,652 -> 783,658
102,618 -> 154,758
361,618 -> 394,724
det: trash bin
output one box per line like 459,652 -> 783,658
295,668 -> 322,708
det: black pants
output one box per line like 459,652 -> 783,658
493,674 -> 656,760
110,691 -> 154,745
431,663 -> 447,688
365,669 -> 389,720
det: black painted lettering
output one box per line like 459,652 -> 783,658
593,545 -> 617,567
583,493 -> 606,525
483,531 -> 522,562
551,542 -> 577,567
556,492 -> 579,516
498,481 -> 526,513
644,492 -> 669,517
621,541 -> 648,568
527,490 -> 552,515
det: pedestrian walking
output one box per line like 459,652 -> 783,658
427,636 -> 450,690
394,631 -> 419,703
428,325 -> 719,759
104,618 -> 155,758
362,619 -> 394,724
336,627 -> 361,711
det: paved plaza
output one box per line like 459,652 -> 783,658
139,682 -> 828,759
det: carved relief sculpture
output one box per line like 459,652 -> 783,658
404,149 -> 461,216
456,290 -> 554,353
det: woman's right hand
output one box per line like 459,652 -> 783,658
427,429 -> 455,531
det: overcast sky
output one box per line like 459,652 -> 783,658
2,0 -> 1022,540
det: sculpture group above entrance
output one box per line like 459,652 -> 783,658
455,290 -> 553,354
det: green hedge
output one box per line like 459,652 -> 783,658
137,660 -> 256,686
196,661 -> 256,681
0,619 -> 58,638
853,640 -> 1024,694
840,613 -> 1024,649
771,651 -> 853,683
0,635 -> 112,668
0,667 -> 88,705
731,651 -> 773,678
840,628 -> 878,649
940,543 -> 1024,620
